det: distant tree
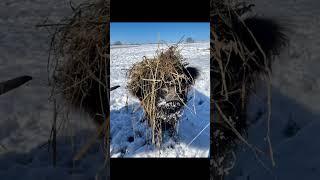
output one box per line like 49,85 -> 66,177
185,37 -> 195,43
113,41 -> 122,45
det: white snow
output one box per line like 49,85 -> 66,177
227,0 -> 320,179
110,42 -> 210,157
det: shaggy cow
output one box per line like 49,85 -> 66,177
212,15 -> 288,134
211,8 -> 288,178
145,66 -> 199,133
127,47 -> 200,145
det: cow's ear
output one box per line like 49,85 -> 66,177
185,67 -> 199,80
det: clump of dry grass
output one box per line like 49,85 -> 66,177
127,46 -> 195,147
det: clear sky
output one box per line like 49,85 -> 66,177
110,22 -> 209,44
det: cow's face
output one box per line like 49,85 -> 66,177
145,66 -> 199,134
155,66 -> 199,116
133,66 -> 199,129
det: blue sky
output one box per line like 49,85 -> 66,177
110,22 -> 209,44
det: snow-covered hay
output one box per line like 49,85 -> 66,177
127,46 -> 199,147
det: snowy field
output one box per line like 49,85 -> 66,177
110,42 -> 210,157
228,0 -> 320,179
0,0 -> 106,179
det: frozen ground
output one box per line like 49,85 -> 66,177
110,42 -> 210,157
228,0 -> 320,179
0,0 -> 106,179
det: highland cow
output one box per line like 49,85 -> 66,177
127,47 -> 200,146
211,8 -> 288,179
212,15 -> 288,135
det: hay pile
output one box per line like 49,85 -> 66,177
127,46 -> 194,147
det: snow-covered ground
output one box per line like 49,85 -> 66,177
228,0 -> 320,179
110,42 -> 210,157
0,0 -> 106,179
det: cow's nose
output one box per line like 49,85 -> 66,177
165,99 -> 184,111
165,94 -> 182,104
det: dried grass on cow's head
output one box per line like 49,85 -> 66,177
43,0 -> 110,178
210,0 -> 288,178
48,1 -> 108,126
45,0 -> 110,165
127,46 -> 195,147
